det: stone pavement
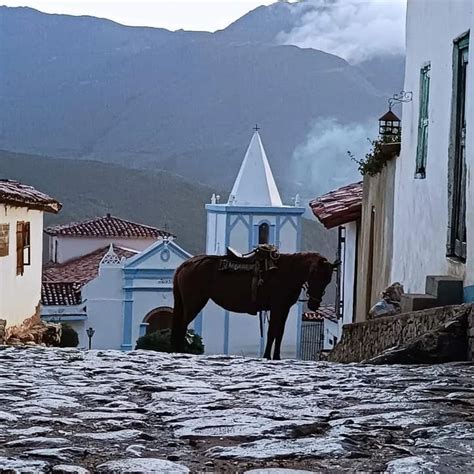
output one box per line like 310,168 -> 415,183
0,346 -> 473,473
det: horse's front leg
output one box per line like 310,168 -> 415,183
263,312 -> 277,360
272,309 -> 290,361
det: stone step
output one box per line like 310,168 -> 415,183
425,275 -> 464,306
400,294 -> 439,313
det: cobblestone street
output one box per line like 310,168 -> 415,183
0,346 -> 473,473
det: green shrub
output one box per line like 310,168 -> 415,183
135,328 -> 204,355
59,324 -> 79,348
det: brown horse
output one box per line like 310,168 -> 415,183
171,252 -> 337,360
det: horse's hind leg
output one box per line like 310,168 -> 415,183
272,309 -> 290,361
263,312 -> 278,360
171,282 -> 186,352
171,290 -> 208,353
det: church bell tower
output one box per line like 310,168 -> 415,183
205,130 -> 305,256
203,129 -> 305,358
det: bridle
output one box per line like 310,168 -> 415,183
303,282 -> 325,307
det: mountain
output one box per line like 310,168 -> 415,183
0,4 -> 404,194
0,150 -> 336,258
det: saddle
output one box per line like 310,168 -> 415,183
218,244 -> 280,303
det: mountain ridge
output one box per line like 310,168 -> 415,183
0,5 -> 404,194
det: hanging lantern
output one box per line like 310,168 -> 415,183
378,109 -> 401,138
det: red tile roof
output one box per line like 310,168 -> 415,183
303,305 -> 337,323
43,245 -> 137,285
309,181 -> 363,229
42,245 -> 137,306
45,214 -> 172,239
0,179 -> 61,213
42,282 -> 83,306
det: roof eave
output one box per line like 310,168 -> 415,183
1,199 -> 62,214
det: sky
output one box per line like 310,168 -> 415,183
1,0 -> 279,31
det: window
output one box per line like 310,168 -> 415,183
16,221 -> 31,275
448,32 -> 469,260
258,222 -> 269,245
0,224 -> 9,257
415,63 -> 431,178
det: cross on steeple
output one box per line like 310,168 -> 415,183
253,124 -> 260,132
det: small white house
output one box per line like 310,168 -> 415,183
0,179 -> 61,327
45,214 -> 172,263
310,181 -> 363,336
391,0 -> 473,299
42,238 -> 194,350
202,131 -> 306,358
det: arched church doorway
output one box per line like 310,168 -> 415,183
143,306 -> 173,334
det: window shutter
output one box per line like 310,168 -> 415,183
415,64 -> 431,177
24,222 -> 31,266
16,222 -> 24,275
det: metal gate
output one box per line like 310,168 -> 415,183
300,319 -> 324,361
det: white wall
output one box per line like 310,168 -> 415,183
391,0 -> 473,293
83,265 -> 124,350
206,212 -> 227,255
341,221 -> 358,326
323,318 -> 339,351
51,235 -> 158,263
0,206 -> 44,326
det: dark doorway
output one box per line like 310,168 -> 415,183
144,307 -> 173,334
258,223 -> 270,245
449,34 -> 469,260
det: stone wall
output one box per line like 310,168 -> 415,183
328,304 -> 474,363
0,319 -> 5,344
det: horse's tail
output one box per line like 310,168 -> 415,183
171,267 -> 185,352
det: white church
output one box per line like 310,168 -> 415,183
42,131 -> 305,357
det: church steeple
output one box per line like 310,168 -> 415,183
228,131 -> 283,207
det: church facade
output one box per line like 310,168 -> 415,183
201,131 -> 305,358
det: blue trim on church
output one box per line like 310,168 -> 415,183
121,277 -> 134,351
206,204 -> 306,215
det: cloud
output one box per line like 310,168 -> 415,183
291,118 -> 377,198
277,0 -> 406,64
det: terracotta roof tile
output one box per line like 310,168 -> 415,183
0,179 -> 61,213
309,181 -> 363,229
41,282 -> 82,306
303,305 -> 337,323
43,245 -> 137,286
45,214 -> 173,239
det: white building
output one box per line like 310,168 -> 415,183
0,179 -> 61,327
42,238 -> 194,349
41,215 -> 194,349
201,131 -> 306,358
310,181 -> 362,336
391,0 -> 473,300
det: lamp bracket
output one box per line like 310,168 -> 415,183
388,90 -> 413,110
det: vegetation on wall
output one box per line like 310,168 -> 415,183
348,134 -> 401,177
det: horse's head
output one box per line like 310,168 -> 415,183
306,256 -> 339,311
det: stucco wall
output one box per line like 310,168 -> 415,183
0,206 -> 44,326
51,236 -> 157,263
341,221 -> 358,326
391,0 -> 474,294
328,303 -> 474,363
356,159 -> 396,322
84,265 -> 124,350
